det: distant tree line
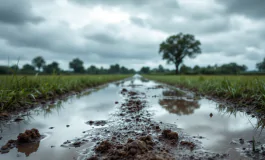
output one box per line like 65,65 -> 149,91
1,56 -> 265,75
0,56 -> 135,75
179,63 -> 247,75
140,59 -> 265,75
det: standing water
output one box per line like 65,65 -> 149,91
0,75 -> 264,160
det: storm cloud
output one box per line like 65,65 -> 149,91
0,0 -> 264,70
0,0 -> 44,25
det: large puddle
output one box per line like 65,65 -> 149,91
1,75 -> 265,160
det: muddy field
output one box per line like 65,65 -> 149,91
1,75 -> 265,160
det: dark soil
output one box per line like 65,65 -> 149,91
0,128 -> 43,154
86,120 -> 108,126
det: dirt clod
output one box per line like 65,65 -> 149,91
73,142 -> 82,147
180,141 -> 195,150
95,141 -> 112,153
86,120 -> 107,126
87,156 -> 99,160
1,128 -> 42,154
17,128 -> 41,143
162,129 -> 178,141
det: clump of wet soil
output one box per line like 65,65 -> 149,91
162,130 -> 178,141
0,112 -> 10,120
180,141 -> 195,150
0,128 -> 42,154
17,128 -> 41,143
89,136 -> 174,160
95,140 -> 112,153
161,129 -> 179,145
86,120 -> 107,126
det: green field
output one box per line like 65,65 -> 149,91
0,75 -> 130,112
145,75 -> 265,111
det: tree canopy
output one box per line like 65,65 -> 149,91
140,67 -> 150,74
32,56 -> 45,71
43,62 -> 60,74
159,33 -> 201,74
21,64 -> 35,74
69,58 -> 85,73
256,58 -> 265,72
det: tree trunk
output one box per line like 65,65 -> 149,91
175,63 -> 179,74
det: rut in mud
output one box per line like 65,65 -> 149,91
1,75 -> 265,160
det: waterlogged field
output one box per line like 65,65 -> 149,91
144,75 -> 265,111
0,75 -> 130,111
1,75 -> 265,159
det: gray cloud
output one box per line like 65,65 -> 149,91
0,20 -> 158,65
0,0 -> 44,25
86,33 -> 120,44
0,0 -> 264,71
70,0 -> 154,6
216,0 -> 265,19
129,17 -> 146,28
136,15 -> 231,35
69,0 -> 179,17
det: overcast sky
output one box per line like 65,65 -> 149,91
0,0 -> 264,70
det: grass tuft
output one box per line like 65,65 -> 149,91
144,75 -> 265,111
0,74 -> 130,112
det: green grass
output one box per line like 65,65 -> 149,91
144,75 -> 265,111
0,74 -> 130,112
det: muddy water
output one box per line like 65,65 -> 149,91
0,75 -> 265,160
138,78 -> 265,159
0,83 -> 124,160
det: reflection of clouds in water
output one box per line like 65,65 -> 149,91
150,85 -> 265,154
206,125 -> 265,153
123,77 -> 156,87
81,103 -> 114,112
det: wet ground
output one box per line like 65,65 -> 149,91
1,75 -> 265,160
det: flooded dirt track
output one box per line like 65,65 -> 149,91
1,75 -> 265,160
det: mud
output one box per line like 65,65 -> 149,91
86,120 -> 108,126
0,128 -> 43,154
1,75 -> 265,160
65,78 -> 228,160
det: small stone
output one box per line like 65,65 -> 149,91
155,126 -> 160,130
73,141 -> 81,147
49,127 -> 54,129
239,138 -> 244,144
66,125 -> 70,127
14,117 -> 24,122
